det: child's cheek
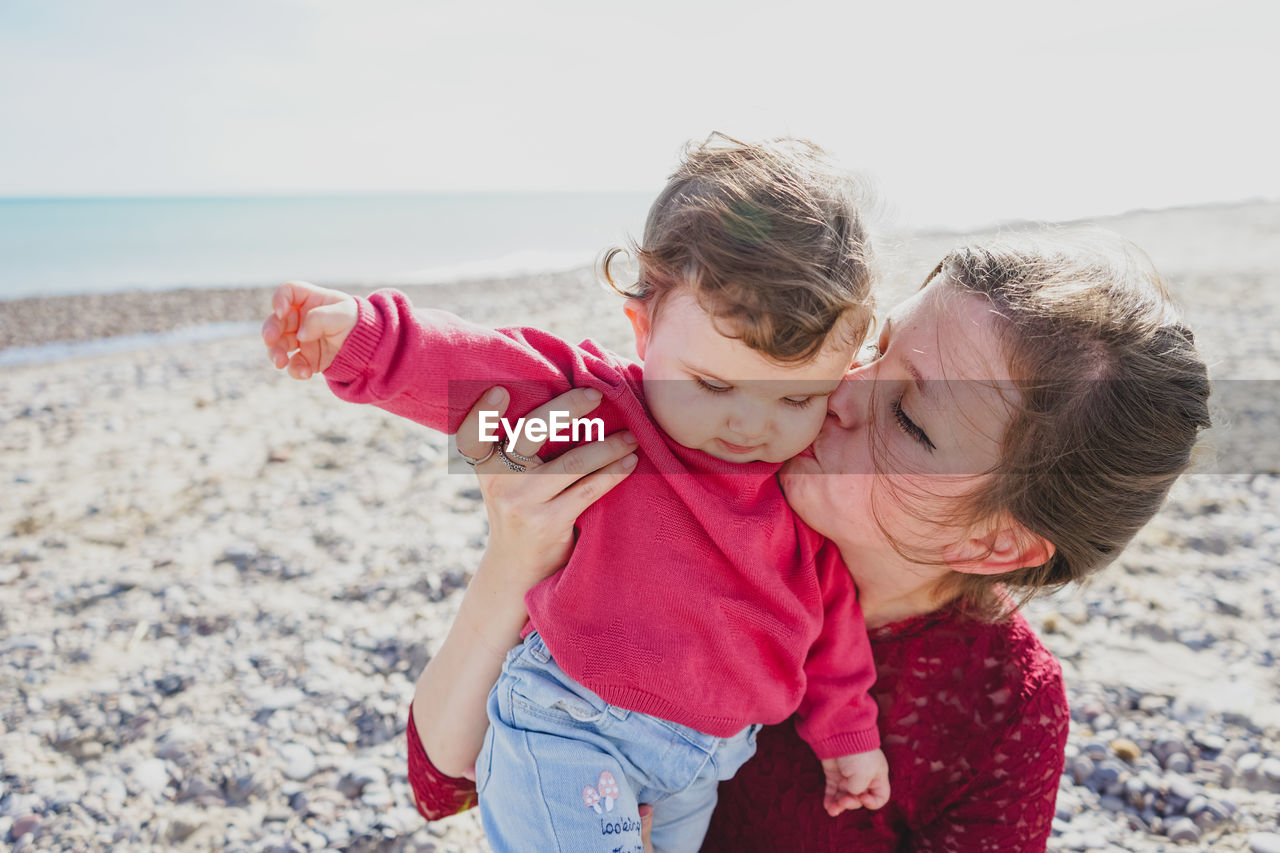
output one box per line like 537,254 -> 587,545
782,407 -> 828,457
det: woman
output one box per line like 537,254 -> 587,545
406,236 -> 1211,851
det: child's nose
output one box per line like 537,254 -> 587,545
727,404 -> 768,440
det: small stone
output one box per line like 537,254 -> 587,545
166,818 -> 201,843
1139,695 -> 1170,713
1152,737 -> 1185,764
1194,799 -> 1231,829
360,785 -> 394,809
1070,754 -> 1095,785
154,673 -> 190,697
1165,752 -> 1191,774
1237,753 -> 1262,776
337,764 -> 386,799
1079,830 -> 1108,849
1099,794 -> 1126,812
1111,737 -> 1142,762
1168,773 -> 1197,802
1262,757 -> 1280,783
1172,697 -> 1209,724
1082,742 -> 1108,760
1166,817 -> 1200,843
176,774 -> 222,804
10,814 -> 40,840
131,758 -> 170,798
1089,758 -> 1126,793
1192,731 -> 1226,753
279,744 -> 316,781
1124,775 -> 1147,807
1055,790 -> 1078,820
1185,794 -> 1208,817
252,686 -> 305,712
1249,832 -> 1280,853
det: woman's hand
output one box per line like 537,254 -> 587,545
456,385 -> 639,589
412,384 -> 637,778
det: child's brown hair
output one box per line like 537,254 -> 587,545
603,134 -> 876,363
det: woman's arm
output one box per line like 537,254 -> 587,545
410,385 -> 639,778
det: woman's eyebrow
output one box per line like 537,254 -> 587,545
904,360 -> 936,404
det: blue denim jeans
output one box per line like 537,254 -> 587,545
476,631 -> 760,853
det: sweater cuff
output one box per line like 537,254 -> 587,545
806,726 -> 882,760
324,295 -> 381,384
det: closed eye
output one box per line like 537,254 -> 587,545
782,395 -> 816,409
892,396 -> 936,451
694,376 -> 732,394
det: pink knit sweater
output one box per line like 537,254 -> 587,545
325,290 -> 878,756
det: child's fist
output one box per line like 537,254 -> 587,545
262,281 -> 358,379
820,748 -> 890,818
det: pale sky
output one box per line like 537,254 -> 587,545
2,0 -> 1277,228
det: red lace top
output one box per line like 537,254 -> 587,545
406,602 -> 1068,852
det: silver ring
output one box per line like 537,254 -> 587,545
458,445 -> 496,467
495,447 -> 527,472
496,428 -> 536,462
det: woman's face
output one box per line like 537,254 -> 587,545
780,277 -> 1018,562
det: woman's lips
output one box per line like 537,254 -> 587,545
718,439 -> 762,455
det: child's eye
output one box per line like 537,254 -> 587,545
892,396 -> 936,451
694,377 -> 732,394
781,396 -> 814,409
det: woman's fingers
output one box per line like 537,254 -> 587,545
454,385 -> 609,465
501,387 -> 606,461
538,436 -> 638,515
455,387 -> 508,461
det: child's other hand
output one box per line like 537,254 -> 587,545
820,748 -> 890,818
262,281 -> 358,379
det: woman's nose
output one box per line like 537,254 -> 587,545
827,362 -> 875,429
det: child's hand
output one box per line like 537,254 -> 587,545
820,748 -> 890,817
262,281 -> 358,379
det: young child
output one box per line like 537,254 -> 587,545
263,136 -> 888,853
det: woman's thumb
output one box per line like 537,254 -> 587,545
297,300 -> 355,343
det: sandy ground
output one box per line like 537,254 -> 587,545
1,202 -> 1279,851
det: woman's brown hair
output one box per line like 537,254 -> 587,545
602,133 -> 876,363
916,234 -> 1212,619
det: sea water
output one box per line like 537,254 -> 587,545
0,192 -> 652,301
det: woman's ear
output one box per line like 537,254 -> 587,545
942,518 -> 1055,576
623,298 -> 652,361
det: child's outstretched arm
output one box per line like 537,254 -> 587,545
262,281 -> 358,379
820,748 -> 890,817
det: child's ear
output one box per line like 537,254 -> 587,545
941,517 -> 1055,576
623,298 -> 653,361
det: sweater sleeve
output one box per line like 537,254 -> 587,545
405,701 -> 478,821
793,538 -> 881,760
323,289 -> 622,435
911,673 -> 1069,852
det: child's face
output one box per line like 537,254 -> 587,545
626,289 -> 858,464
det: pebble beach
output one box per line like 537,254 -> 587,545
2,201 -> 1279,852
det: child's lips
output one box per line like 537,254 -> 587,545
718,439 -> 762,455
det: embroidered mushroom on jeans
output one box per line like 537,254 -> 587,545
597,771 -> 619,812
